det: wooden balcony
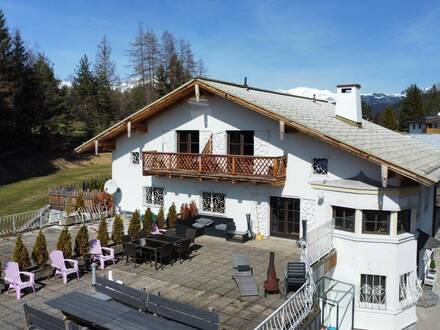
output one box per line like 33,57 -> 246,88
142,152 -> 287,185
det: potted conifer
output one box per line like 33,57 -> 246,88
128,210 -> 141,240
97,217 -> 109,246
56,227 -> 72,258
74,225 -> 90,269
111,215 -> 124,255
143,208 -> 153,236
30,230 -> 52,280
157,207 -> 165,229
167,203 -> 177,229
13,236 -> 31,270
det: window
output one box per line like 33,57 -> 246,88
360,274 -> 386,308
201,192 -> 225,213
312,158 -> 328,175
333,207 -> 355,232
130,151 -> 140,165
143,187 -> 164,207
397,209 -> 411,234
177,131 -> 199,153
227,131 -> 254,155
418,123 -> 422,129
412,124 -> 416,129
362,210 -> 390,235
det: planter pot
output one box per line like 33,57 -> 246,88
29,265 -> 53,281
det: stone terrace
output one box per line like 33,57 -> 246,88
0,223 -> 301,329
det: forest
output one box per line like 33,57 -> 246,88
0,9 -> 205,153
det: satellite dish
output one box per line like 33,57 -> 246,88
104,179 -> 118,194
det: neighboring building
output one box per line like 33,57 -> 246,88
408,114 -> 440,134
75,78 -> 440,330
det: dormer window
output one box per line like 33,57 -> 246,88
312,158 -> 328,175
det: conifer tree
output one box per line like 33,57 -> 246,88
143,208 -> 153,234
128,210 -> 141,240
167,203 -> 177,228
361,101 -> 373,121
157,207 -> 165,229
75,225 -> 89,257
399,84 -> 424,131
13,236 -> 31,269
32,230 -> 49,267
57,227 -> 72,258
112,214 -> 124,244
380,106 -> 398,130
97,217 -> 109,246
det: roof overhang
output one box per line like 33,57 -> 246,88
75,78 -> 437,186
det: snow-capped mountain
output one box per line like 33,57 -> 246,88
281,86 -> 404,114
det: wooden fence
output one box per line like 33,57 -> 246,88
48,186 -> 108,210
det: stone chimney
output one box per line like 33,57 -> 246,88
335,84 -> 362,127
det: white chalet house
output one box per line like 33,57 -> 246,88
76,77 -> 440,330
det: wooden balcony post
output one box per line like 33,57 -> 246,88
232,156 -> 236,175
198,155 -> 202,172
273,158 -> 279,177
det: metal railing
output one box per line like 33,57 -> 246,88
0,205 -> 51,236
399,272 -> 423,309
306,224 -> 334,266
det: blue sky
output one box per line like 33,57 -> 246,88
1,0 -> 439,93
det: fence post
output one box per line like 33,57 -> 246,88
12,215 -> 16,234
39,209 -> 43,229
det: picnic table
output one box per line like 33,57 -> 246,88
46,291 -> 193,330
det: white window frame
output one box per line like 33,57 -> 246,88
200,192 -> 226,214
359,274 -> 386,310
143,186 -> 164,207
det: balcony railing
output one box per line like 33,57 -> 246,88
142,152 -> 287,185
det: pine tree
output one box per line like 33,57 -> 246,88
13,236 -> 31,269
129,24 -> 148,103
128,210 -> 141,240
32,230 -> 49,267
156,64 -> 169,97
157,207 -> 165,229
57,227 -> 72,258
112,214 -> 124,244
143,208 -> 153,234
380,106 -> 398,130
168,54 -> 185,91
399,84 -> 424,131
97,217 -> 110,246
361,101 -> 373,121
75,225 -> 89,257
167,203 -> 177,228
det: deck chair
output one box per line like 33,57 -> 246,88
89,239 -> 115,270
4,261 -> 36,299
232,253 -> 258,296
49,250 -> 79,284
284,262 -> 306,297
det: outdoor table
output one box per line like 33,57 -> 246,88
46,291 -> 192,330
133,239 -> 168,270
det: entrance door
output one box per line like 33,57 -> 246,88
270,196 -> 300,238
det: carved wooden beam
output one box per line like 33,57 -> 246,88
95,140 -> 99,156
381,164 -> 388,188
279,121 -> 285,141
195,83 -> 200,102
127,121 -> 132,138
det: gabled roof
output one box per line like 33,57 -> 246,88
75,77 -> 440,185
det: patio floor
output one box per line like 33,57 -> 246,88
0,223 -> 301,329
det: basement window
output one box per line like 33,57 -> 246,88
312,158 -> 328,175
131,151 -> 140,165
201,192 -> 225,214
143,187 -> 164,207
360,274 -> 386,309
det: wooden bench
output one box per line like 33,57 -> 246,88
23,304 -> 80,330
94,276 -> 219,329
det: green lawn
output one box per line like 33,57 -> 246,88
0,163 -> 111,217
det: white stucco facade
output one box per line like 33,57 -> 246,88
110,94 -> 434,330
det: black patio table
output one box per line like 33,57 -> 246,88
46,291 -> 193,330
133,238 -> 168,270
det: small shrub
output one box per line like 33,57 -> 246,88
128,210 -> 141,240
57,227 -> 72,258
97,217 -> 109,246
75,225 -> 89,257
167,203 -> 177,228
13,236 -> 31,269
157,207 -> 165,229
430,258 -> 436,270
75,192 -> 85,210
189,200 -> 199,218
180,203 -> 190,220
32,230 -> 49,267
143,208 -> 153,234
112,215 -> 124,245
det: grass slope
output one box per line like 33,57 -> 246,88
0,161 -> 111,217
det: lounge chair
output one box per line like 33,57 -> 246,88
49,250 -> 79,284
284,262 -> 306,297
4,261 -> 36,299
232,253 -> 258,296
89,239 -> 115,270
